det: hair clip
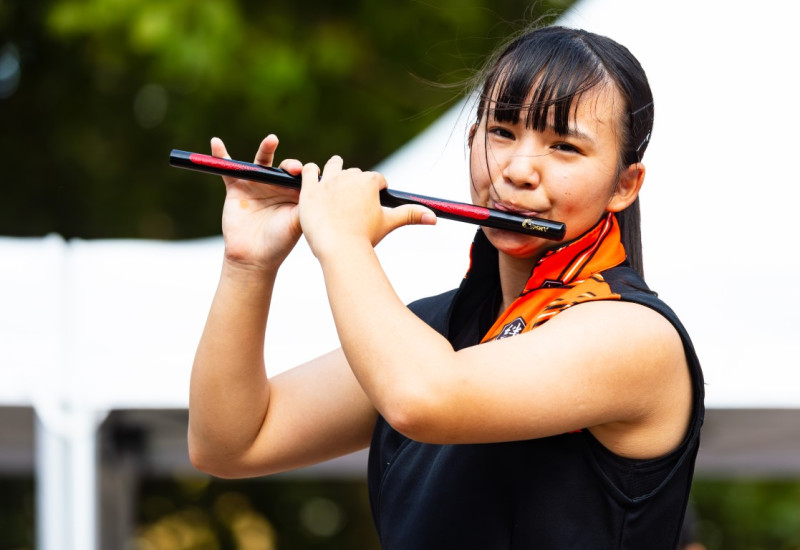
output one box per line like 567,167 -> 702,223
631,101 -> 654,116
635,131 -> 651,153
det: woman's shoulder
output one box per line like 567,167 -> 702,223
601,265 -> 684,327
600,265 -> 699,361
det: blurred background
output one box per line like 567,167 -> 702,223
2,1 -> 800,549
0,0 -> 556,240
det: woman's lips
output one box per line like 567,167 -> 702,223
492,201 -> 541,218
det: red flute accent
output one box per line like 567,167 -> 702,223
189,153 -> 264,173
169,149 -> 566,240
406,196 -> 490,221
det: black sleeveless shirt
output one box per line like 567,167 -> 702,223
367,231 -> 704,549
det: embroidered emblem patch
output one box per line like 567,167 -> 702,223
496,317 -> 526,339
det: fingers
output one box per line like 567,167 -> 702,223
210,137 -> 230,159
388,205 -> 438,228
322,155 -> 344,179
303,156 -> 437,229
211,137 -> 239,187
278,158 -> 304,175
253,134 -> 279,167
212,134 -> 278,167
301,155 -> 344,185
301,161 -> 321,184
215,133 -> 303,177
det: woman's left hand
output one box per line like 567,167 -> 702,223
299,156 -> 436,257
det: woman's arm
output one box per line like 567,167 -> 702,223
299,158 -> 691,459
317,236 -> 689,456
188,138 -> 376,479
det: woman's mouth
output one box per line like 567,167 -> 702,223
492,201 -> 541,218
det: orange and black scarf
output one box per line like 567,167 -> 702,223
481,213 -> 627,342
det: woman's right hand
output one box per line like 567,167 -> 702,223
212,135 -> 303,271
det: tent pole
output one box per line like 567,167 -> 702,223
35,413 -> 70,550
35,407 -> 108,550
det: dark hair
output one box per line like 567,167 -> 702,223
473,26 -> 654,277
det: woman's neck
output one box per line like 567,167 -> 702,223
497,253 -> 540,312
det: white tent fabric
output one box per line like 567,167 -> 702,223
2,0 -> 800,547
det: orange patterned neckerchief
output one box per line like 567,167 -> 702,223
481,213 -> 627,342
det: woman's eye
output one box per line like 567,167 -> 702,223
553,142 -> 580,153
489,127 -> 514,139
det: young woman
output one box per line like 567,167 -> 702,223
189,25 -> 704,549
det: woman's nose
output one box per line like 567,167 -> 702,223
502,150 -> 542,188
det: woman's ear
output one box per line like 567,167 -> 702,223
607,163 -> 645,213
468,123 -> 478,148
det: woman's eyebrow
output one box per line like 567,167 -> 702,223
547,124 -> 595,143
487,113 -> 596,144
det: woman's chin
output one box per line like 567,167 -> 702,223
483,227 -> 553,259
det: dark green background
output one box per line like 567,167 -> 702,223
1,0 -> 568,240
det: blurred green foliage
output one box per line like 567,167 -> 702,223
4,475 -> 800,549
691,478 -> 800,550
0,0 -> 572,239
131,476 -> 800,549
0,476 -> 35,549
135,477 -> 379,550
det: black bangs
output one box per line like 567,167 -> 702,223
479,29 -> 608,136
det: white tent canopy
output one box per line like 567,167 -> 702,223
2,0 -> 799,548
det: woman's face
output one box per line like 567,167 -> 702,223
469,84 -> 638,262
